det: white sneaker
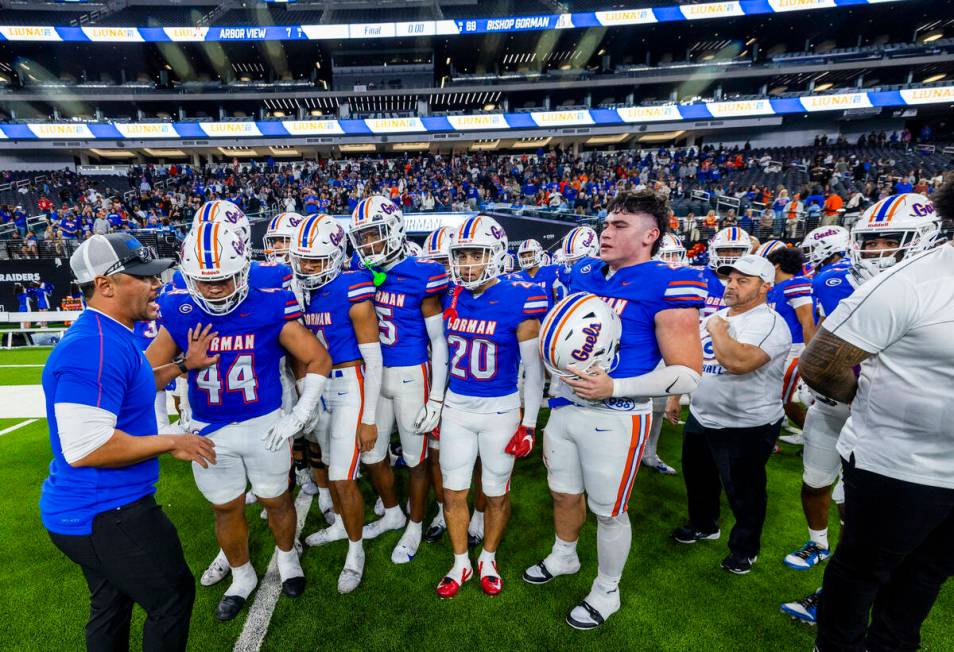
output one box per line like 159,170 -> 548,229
363,509 -> 407,540
390,526 -> 422,564
338,549 -> 365,594
566,580 -> 621,630
200,549 -> 230,587
373,497 -> 385,517
522,553 -> 581,585
297,469 -> 319,495
305,521 -> 347,547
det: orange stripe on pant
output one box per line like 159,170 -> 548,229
347,367 -> 365,481
419,361 -> 430,464
612,415 -> 645,516
782,357 -> 800,403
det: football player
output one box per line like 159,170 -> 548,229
263,211 -> 306,263
781,194 -> 941,623
436,215 -> 547,598
700,227 -> 752,320
552,226 -> 599,302
655,233 -> 687,266
147,222 -> 331,621
292,215 -> 382,594
756,240 -> 787,258
513,238 -> 559,303
348,196 -> 450,564
766,246 -> 816,436
524,191 -> 704,629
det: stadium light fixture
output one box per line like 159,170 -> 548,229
339,143 -> 376,153
638,131 -> 685,143
269,146 -> 300,156
392,142 -> 430,151
923,73 -> 946,83
922,31 -> 943,43
585,133 -> 631,145
814,82 -> 833,91
90,148 -> 136,159
470,139 -> 500,150
143,148 -> 187,157
218,147 -> 258,157
513,137 -> 552,149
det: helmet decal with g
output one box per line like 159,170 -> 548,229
179,221 -> 251,316
449,215 -> 509,290
709,227 -> 753,270
539,292 -> 622,378
194,200 -> 251,254
850,193 -> 940,281
801,225 -> 849,268
561,226 -> 599,265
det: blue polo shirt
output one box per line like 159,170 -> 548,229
40,309 -> 159,535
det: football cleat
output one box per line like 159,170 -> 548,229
566,581 -> 620,631
423,514 -> 446,543
644,457 -> 678,475
373,496 -> 385,517
214,595 -> 247,622
522,554 -> 581,585
781,589 -> 821,625
784,541 -> 831,570
436,567 -> 472,599
467,531 -> 484,548
297,469 -> 320,495
390,526 -> 421,564
200,549 -> 230,587
338,558 -> 365,594
478,560 -> 503,596
363,508 -> 407,540
721,553 -> 757,575
305,522 -> 347,547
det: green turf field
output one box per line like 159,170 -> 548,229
0,349 -> 951,651
0,347 -> 50,385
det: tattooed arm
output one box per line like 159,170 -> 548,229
799,326 -> 870,404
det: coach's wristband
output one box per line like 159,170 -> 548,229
174,355 -> 188,374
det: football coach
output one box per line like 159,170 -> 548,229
40,233 -> 217,652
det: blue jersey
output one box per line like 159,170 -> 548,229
17,290 -> 32,312
158,287 -> 301,431
374,256 -> 449,367
132,320 -> 160,351
40,309 -> 159,535
768,276 -> 813,344
812,260 -> 856,319
699,266 -> 726,320
443,279 -> 548,398
171,260 -> 292,291
302,271 -> 376,365
552,265 -> 573,302
511,264 -> 559,307
567,258 -> 707,378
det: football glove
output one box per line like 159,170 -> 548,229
505,425 -> 535,458
413,398 -> 443,434
263,412 -> 306,451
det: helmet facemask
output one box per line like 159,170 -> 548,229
449,245 -> 504,290
183,265 -> 250,316
348,217 -> 404,268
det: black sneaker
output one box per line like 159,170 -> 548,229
671,524 -> 721,544
721,552 -> 757,574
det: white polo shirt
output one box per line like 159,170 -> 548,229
690,302 -> 792,429
825,243 -> 954,489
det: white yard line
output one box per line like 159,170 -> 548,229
0,419 -> 38,436
233,490 -> 314,652
0,364 -> 44,368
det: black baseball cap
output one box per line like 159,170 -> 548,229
70,233 -> 174,283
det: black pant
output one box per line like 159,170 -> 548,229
681,412 -> 782,559
816,456 -> 954,652
48,495 -> 195,652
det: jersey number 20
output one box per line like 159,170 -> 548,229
195,354 -> 258,404
448,335 -> 497,380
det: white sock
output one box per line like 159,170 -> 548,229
596,513 -> 631,593
317,486 -> 331,503
385,505 -> 403,520
276,546 -> 303,581
809,527 -> 829,550
450,552 -> 471,582
478,548 -> 497,578
645,409 -> 664,462
436,502 -> 445,520
553,535 -> 578,556
406,520 -> 422,537
346,539 -> 364,565
224,562 -> 257,598
468,510 -> 484,535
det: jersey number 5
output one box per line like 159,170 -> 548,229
375,305 -> 397,346
195,353 -> 259,405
